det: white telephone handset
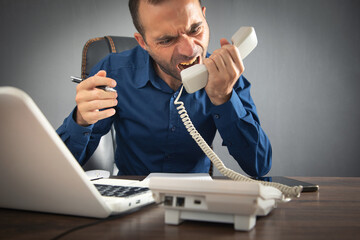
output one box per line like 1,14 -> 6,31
181,26 -> 258,94
174,27 -> 302,199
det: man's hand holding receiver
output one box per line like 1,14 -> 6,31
204,38 -> 245,106
75,70 -> 118,126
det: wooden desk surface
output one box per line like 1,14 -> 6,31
1,177 -> 360,240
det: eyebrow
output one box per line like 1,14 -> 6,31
155,21 -> 203,41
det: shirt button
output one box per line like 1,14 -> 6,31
214,114 -> 220,119
171,126 -> 176,132
83,132 -> 90,136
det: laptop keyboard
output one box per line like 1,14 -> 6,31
94,184 -> 150,198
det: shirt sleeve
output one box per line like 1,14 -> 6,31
56,106 -> 115,165
210,75 -> 272,177
56,107 -> 95,165
56,55 -> 114,165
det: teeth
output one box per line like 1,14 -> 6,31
180,57 -> 197,66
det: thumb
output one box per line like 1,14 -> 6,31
96,70 -> 107,77
220,38 -> 230,47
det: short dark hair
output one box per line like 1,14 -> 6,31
128,0 -> 202,38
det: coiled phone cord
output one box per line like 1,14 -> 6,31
174,85 -> 302,199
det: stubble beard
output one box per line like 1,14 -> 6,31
148,46 -> 207,82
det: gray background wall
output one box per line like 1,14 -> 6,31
1,0 -> 359,177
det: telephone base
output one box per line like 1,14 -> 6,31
165,209 -> 256,231
149,177 -> 285,231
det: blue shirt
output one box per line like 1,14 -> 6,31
57,46 -> 272,177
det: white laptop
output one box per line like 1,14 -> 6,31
0,86 -> 154,218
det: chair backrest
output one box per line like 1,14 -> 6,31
81,36 -> 138,175
81,36 -> 139,79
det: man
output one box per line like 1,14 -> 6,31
57,0 -> 272,177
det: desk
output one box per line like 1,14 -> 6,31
1,177 -> 360,240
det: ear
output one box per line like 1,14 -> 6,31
202,6 -> 206,17
134,33 -> 147,50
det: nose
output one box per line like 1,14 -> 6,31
176,35 -> 196,57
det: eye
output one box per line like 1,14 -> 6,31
158,38 -> 175,46
190,25 -> 202,35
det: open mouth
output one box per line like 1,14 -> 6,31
178,56 -> 200,71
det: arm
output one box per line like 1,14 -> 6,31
57,64 -> 117,164
57,106 -> 115,165
204,39 -> 271,176
210,75 -> 272,177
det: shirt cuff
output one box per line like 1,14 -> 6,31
210,89 -> 247,128
67,108 -> 94,141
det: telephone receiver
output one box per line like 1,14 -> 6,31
181,26 -> 258,94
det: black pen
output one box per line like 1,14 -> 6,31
70,76 -> 117,92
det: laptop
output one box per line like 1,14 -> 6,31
0,86 -> 154,218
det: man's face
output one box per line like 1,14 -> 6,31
135,0 -> 210,83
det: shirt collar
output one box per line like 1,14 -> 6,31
133,47 -> 162,90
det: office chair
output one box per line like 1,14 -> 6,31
81,36 -> 138,175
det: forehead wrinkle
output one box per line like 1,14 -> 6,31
140,0 -> 204,41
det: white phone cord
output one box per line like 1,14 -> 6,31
174,85 -> 302,199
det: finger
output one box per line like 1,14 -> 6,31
78,72 -> 117,91
223,44 -> 243,69
220,38 -> 231,47
209,53 -> 227,72
88,88 -> 118,101
219,45 -> 244,76
204,57 -> 220,73
81,99 -> 118,112
96,70 -> 107,77
207,47 -> 243,84
82,108 -> 116,124
76,88 -> 117,104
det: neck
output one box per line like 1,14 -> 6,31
153,62 -> 182,91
